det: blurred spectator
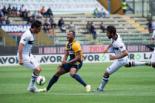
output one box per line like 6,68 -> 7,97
0,9 -> 5,24
49,17 -> 56,28
40,6 -> 46,16
121,0 -> 128,14
100,8 -> 106,17
23,10 -> 29,21
93,7 -> 100,18
121,0 -> 134,14
11,6 -> 17,16
7,4 -> 11,16
43,18 -> 50,33
93,7 -> 106,18
90,22 -> 97,40
68,22 -> 75,31
26,11 -> 32,24
5,16 -> 10,24
147,18 -> 153,33
48,17 -> 56,36
16,5 -> 21,16
20,5 -> 26,17
35,11 -> 43,19
44,7 -> 53,17
58,17 -> 65,32
86,21 -> 91,33
100,22 -> 105,33
2,6 -> 7,16
27,12 -> 36,24
20,4 -> 29,21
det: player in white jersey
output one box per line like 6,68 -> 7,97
96,25 -> 149,92
150,30 -> 155,68
17,20 -> 42,93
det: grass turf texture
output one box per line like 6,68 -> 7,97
0,63 -> 155,103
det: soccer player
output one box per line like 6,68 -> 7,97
17,20 -> 42,93
41,30 -> 91,92
148,30 -> 155,68
97,25 -> 147,92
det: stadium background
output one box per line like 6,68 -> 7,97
0,0 -> 154,65
0,0 -> 155,103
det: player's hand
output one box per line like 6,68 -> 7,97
19,59 -> 23,65
61,60 -> 67,65
109,55 -> 117,60
103,48 -> 108,53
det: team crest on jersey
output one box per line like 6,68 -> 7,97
67,43 -> 72,49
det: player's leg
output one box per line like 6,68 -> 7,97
125,60 -> 147,67
28,66 -> 42,92
69,63 -> 91,92
46,65 -> 67,91
23,54 -> 41,92
151,52 -> 155,68
97,71 -> 109,92
70,68 -> 87,86
97,60 -> 124,92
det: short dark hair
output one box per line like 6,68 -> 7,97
69,30 -> 76,37
106,25 -> 116,34
31,20 -> 42,28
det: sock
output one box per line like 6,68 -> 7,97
28,72 -> 38,89
71,74 -> 87,87
47,75 -> 59,91
98,77 -> 109,91
134,61 -> 146,66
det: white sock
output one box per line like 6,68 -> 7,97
28,72 -> 38,89
98,77 -> 109,90
134,61 -> 146,66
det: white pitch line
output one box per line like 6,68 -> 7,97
48,92 -> 103,96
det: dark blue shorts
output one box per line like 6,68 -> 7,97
62,62 -> 83,72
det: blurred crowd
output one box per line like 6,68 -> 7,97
0,4 -> 108,39
0,5 -> 53,25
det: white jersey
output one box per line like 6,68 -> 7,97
19,29 -> 35,54
151,30 -> 155,62
17,29 -> 39,69
106,35 -> 128,74
111,35 -> 127,59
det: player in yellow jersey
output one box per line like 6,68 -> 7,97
40,30 -> 91,92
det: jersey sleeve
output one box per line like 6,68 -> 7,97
19,33 -> 29,45
72,42 -> 81,52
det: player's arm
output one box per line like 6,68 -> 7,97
103,44 -> 112,53
61,50 -> 69,65
18,43 -> 24,65
110,50 -> 128,60
67,51 -> 81,64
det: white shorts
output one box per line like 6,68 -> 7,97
106,57 -> 128,74
17,53 -> 39,70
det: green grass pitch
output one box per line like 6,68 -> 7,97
0,63 -> 155,103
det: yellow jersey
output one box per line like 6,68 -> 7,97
65,40 -> 84,62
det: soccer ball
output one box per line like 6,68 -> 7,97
36,75 -> 46,85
